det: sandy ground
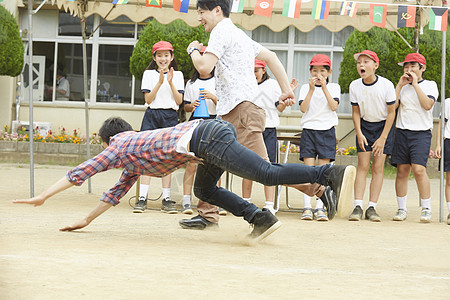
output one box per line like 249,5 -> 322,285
1,163 -> 450,300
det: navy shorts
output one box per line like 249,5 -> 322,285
140,108 -> 178,131
356,119 -> 394,155
300,127 -> 336,161
439,139 -> 450,172
263,127 -> 277,163
391,128 -> 431,167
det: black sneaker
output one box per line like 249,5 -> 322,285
319,186 -> 337,220
133,197 -> 147,213
323,165 -> 356,218
348,206 -> 363,221
161,198 -> 178,214
365,206 -> 381,222
249,208 -> 282,242
179,214 -> 218,230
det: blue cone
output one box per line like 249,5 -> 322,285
192,99 -> 210,118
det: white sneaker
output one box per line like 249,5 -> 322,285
263,205 -> 276,215
420,208 -> 432,223
393,209 -> 407,221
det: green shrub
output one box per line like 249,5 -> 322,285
0,5 -> 24,77
130,19 -> 209,80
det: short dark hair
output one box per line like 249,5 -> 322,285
197,0 -> 231,18
99,117 -> 133,145
309,65 -> 331,71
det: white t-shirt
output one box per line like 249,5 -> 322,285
56,77 -> 70,100
206,18 -> 262,116
349,76 -> 396,122
396,80 -> 439,131
299,83 -> 340,130
443,98 -> 450,139
141,69 -> 184,110
253,79 -> 281,128
184,76 -> 217,115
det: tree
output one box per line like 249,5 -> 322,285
130,19 -> 209,80
0,5 -> 24,77
339,26 -> 449,99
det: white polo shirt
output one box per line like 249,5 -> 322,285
184,76 -> 217,115
443,98 -> 450,139
299,83 -> 340,130
350,76 -> 396,122
253,78 -> 282,128
396,79 -> 439,131
141,69 -> 185,110
206,18 -> 262,116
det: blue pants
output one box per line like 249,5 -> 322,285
190,119 -> 331,223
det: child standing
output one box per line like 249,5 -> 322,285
391,53 -> 438,222
435,97 -> 450,225
298,54 -> 340,221
348,50 -> 396,222
134,41 -> 185,214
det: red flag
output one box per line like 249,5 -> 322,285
254,0 -> 274,17
370,4 -> 387,28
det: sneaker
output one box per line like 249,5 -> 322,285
263,205 -> 277,215
323,165 -> 356,218
249,208 -> 282,242
161,198 -> 178,214
181,204 -> 193,214
348,206 -> 363,221
365,206 -> 381,222
133,197 -> 147,213
218,207 -> 228,216
314,208 -> 329,221
319,186 -> 337,220
179,214 -> 218,230
393,209 -> 407,221
420,208 -> 432,223
301,207 -> 313,220
447,213 -> 450,225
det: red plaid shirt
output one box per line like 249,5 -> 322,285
66,121 -> 201,205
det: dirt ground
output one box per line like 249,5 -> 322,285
1,163 -> 450,300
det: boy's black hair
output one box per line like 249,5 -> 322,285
145,53 -> 179,71
259,72 -> 270,84
197,0 -> 231,18
309,65 -> 331,71
99,117 -> 133,145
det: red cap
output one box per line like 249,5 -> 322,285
255,59 -> 266,68
354,50 -> 379,64
152,41 -> 174,55
309,54 -> 331,67
398,53 -> 426,66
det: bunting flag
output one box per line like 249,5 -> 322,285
311,0 -> 330,20
231,0 -> 245,13
339,1 -> 358,18
429,7 -> 448,31
282,0 -> 301,19
173,0 -> 190,13
112,0 -> 129,4
254,0 -> 274,17
397,5 -> 416,28
370,4 -> 387,28
146,0 -> 162,8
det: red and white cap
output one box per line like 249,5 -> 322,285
397,53 -> 426,66
309,54 -> 331,67
354,50 -> 379,64
152,41 -> 174,54
255,59 -> 267,68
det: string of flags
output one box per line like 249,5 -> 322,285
103,0 -> 449,31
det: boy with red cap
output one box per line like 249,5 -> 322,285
391,53 -> 438,222
297,54 -> 341,222
348,50 -> 396,222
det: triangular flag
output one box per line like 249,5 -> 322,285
254,0 -> 274,17
112,0 -> 129,4
397,5 -> 416,28
146,0 -> 162,8
282,0 -> 301,19
429,7 -> 448,31
311,0 -> 330,20
339,1 -> 358,18
231,0 -> 245,13
173,0 -> 190,13
370,4 -> 387,28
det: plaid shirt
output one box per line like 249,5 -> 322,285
66,121 -> 201,206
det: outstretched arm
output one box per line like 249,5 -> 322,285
59,201 -> 112,231
13,176 -> 74,206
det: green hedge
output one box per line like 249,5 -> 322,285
0,5 -> 24,77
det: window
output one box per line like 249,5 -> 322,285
99,16 -> 135,38
58,12 -> 94,36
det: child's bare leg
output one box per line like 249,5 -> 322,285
354,152 -> 371,201
395,164 -> 411,197
411,164 -> 430,200
369,154 -> 386,204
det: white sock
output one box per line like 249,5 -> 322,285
243,198 -> 251,202
139,184 -> 149,200
315,199 -> 324,209
354,199 -> 363,208
447,202 -> 450,212
265,201 -> 274,208
303,195 -> 312,208
182,195 -> 191,206
397,196 -> 407,211
162,188 -> 171,199
368,201 -> 377,209
421,198 -> 431,210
